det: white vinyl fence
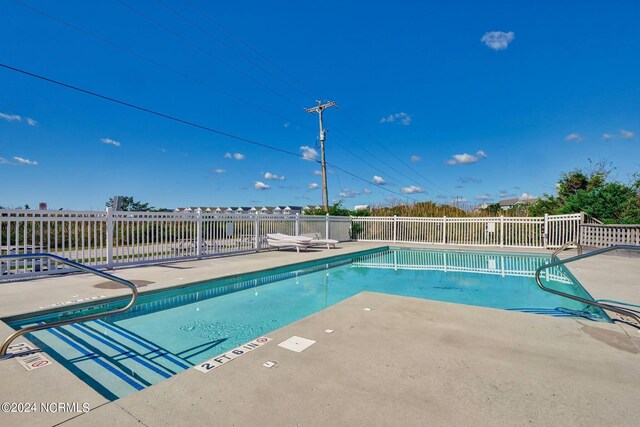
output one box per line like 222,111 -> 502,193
351,213 -> 583,249
0,209 -> 352,280
1,209 -> 583,281
580,224 -> 640,247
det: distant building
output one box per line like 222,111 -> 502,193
354,205 -> 370,212
498,197 -> 538,210
174,206 -> 304,215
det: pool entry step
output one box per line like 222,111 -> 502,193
31,319 -> 191,400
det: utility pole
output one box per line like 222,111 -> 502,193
305,101 -> 337,212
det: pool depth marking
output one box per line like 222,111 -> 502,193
195,337 -> 272,373
38,295 -> 106,310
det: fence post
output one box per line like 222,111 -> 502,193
393,215 -> 397,243
500,215 -> 504,247
543,213 -> 549,249
442,216 -> 447,244
295,213 -> 300,236
254,214 -> 260,251
325,213 -> 330,239
196,209 -> 203,260
106,207 -> 114,269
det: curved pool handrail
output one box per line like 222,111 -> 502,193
535,245 -> 640,326
0,253 -> 138,357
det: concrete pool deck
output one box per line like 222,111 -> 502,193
0,243 -> 638,426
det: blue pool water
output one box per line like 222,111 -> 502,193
5,248 -> 605,400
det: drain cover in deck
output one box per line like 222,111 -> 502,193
277,336 -> 316,352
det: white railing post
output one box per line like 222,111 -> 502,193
393,215 -> 397,242
543,213 -> 549,249
325,213 -> 330,239
196,209 -> 203,260
442,216 -> 447,244
295,213 -> 300,236
106,207 -> 114,269
254,214 -> 260,251
500,215 -> 504,247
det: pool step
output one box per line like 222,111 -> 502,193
29,320 -> 192,400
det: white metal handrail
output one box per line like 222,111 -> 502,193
535,245 -> 640,326
0,253 -> 138,357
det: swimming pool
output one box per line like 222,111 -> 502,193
4,247 -> 605,400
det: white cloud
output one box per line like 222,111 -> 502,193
100,138 -> 121,147
211,168 -> 225,174
410,155 -> 421,162
225,152 -> 245,160
0,157 -> 10,164
0,113 -> 38,126
339,188 -> 361,198
400,185 -> 425,194
620,129 -> 635,140
602,133 -> 613,141
0,112 -> 22,122
300,146 -> 318,161
313,170 -> 322,176
363,188 -> 372,194
283,122 -> 290,128
380,112 -> 412,125
446,150 -> 487,165
481,31 -> 515,50
520,192 -> 536,200
564,133 -> 582,142
475,194 -> 492,201
372,175 -> 386,185
263,172 -> 285,181
308,183 -> 319,190
13,156 -> 38,166
254,181 -> 270,190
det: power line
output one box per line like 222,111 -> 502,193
181,0 -> 319,101
12,0 -> 306,128
0,62 -> 302,158
122,0 -> 440,198
0,62 -> 417,201
337,107 -> 456,196
13,0 -> 423,195
154,0 -> 313,103
330,127 -> 428,189
116,0 -> 303,108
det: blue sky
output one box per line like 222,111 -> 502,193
1,0 -> 639,210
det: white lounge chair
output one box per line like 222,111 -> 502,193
302,233 -> 339,249
265,233 -> 312,253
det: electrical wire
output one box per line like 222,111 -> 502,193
121,0 -> 448,197
116,0 -> 303,108
181,0 -> 320,101
13,0 -> 423,196
0,62 -> 417,201
11,0 -> 307,128
154,0 -> 313,104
